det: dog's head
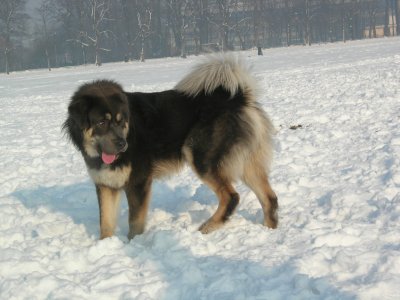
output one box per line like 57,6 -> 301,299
65,80 -> 130,165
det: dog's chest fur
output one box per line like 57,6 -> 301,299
87,164 -> 131,189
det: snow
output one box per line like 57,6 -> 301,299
1,37 -> 400,299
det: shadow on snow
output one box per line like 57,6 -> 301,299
11,181 -> 355,299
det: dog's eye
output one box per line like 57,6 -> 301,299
97,120 -> 106,127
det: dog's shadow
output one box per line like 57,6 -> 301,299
13,182 -> 100,237
12,180 -> 221,238
12,184 -> 355,299
13,178 -> 266,239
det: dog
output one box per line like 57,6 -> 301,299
63,54 -> 278,240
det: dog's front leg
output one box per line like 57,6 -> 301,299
125,177 -> 152,240
95,185 -> 121,239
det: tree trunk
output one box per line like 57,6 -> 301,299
395,0 -> 400,35
180,13 -> 187,58
180,31 -> 186,58
95,38 -> 102,66
342,0 -> 346,43
46,49 -> 51,71
193,25 -> 200,55
140,37 -> 145,62
221,28 -> 229,51
368,7 -> 375,38
384,0 -> 390,36
286,22 -> 291,46
82,44 -> 87,65
391,0 -> 396,36
305,0 -> 311,46
199,0 -> 209,48
95,48 -> 99,66
5,48 -> 10,75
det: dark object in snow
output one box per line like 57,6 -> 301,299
289,124 -> 303,130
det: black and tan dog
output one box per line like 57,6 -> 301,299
63,55 -> 278,240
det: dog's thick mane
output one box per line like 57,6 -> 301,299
175,54 -> 257,99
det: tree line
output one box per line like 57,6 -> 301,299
1,0 -> 399,74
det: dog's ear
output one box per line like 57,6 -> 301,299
68,95 -> 93,129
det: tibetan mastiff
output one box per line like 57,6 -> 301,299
63,55 -> 278,240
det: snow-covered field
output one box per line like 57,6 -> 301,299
1,37 -> 399,299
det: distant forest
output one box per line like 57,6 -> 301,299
1,0 -> 399,73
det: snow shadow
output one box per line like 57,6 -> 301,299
12,180 -> 268,238
12,180 -> 208,238
13,184 -> 355,299
13,182 -> 100,237
124,233 -> 356,300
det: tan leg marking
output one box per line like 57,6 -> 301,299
243,162 -> 278,229
96,185 -> 121,239
199,176 -> 239,234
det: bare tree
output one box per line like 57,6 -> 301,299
179,0 -> 193,58
120,0 -> 139,61
0,0 -> 27,74
298,0 -> 322,46
193,0 -> 209,53
385,0 -> 398,36
56,0 -> 89,65
364,0 -> 378,38
395,0 -> 400,35
136,5 -> 152,62
166,0 -> 194,58
282,0 -> 292,46
232,0 -> 252,50
384,0 -> 391,36
37,0 -> 56,71
213,0 -> 232,50
209,0 -> 250,51
86,0 -> 112,66
1,0 -> 399,71
304,0 -> 312,45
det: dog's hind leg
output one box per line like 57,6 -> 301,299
95,185 -> 121,239
197,175 -> 240,234
242,161 -> 278,229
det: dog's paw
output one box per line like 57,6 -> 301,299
199,219 -> 223,234
128,224 -> 145,240
100,229 -> 115,240
264,215 -> 278,229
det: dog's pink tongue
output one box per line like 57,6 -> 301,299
101,153 -> 116,165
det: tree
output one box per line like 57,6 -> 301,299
304,0 -> 312,45
208,0 -> 251,51
37,0 -> 56,71
166,0 -> 194,57
365,0 -> 378,38
86,0 -> 112,66
395,0 -> 400,35
213,0 -> 232,50
232,0 -> 252,50
384,0 -> 390,36
136,2 -> 152,62
0,0 -> 27,74
282,0 -> 293,46
1,0 -> 398,71
193,0 -> 209,53
56,0 -> 89,65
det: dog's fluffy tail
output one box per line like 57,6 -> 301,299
175,54 -> 257,99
